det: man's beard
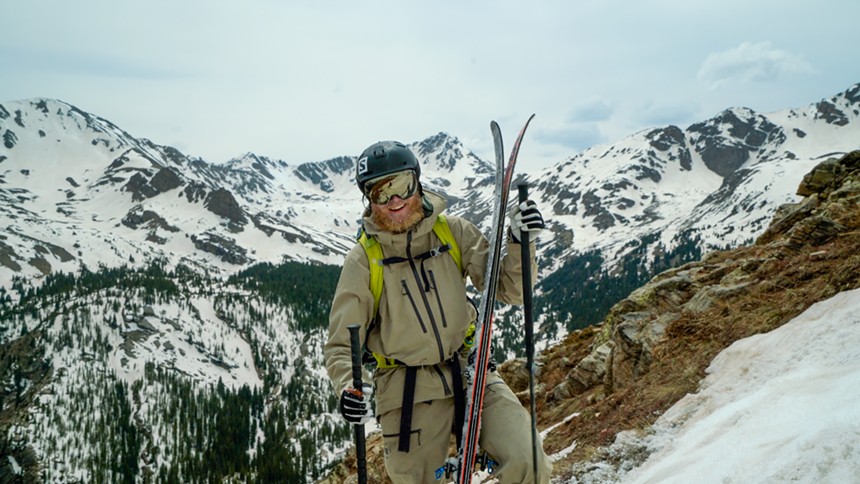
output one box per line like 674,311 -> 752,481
370,195 -> 425,234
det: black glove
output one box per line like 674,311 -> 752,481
339,383 -> 373,425
509,199 -> 545,243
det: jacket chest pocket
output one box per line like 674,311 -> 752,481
400,279 -> 428,333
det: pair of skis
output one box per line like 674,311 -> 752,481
440,114 -> 539,483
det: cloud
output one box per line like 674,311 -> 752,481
633,102 -> 699,129
534,124 -> 607,153
565,99 -> 614,123
698,41 -> 815,89
0,46 -> 189,81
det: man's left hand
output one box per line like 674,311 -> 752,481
510,200 -> 545,242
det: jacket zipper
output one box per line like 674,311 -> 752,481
428,270 -> 448,328
406,231 -> 446,362
400,280 -> 428,333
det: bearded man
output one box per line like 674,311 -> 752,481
324,140 -> 552,483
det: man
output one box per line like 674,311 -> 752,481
325,140 -> 552,483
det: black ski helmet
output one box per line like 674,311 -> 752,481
355,141 -> 421,193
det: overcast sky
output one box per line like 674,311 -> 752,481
3,1 -> 859,171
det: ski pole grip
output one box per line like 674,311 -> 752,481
348,325 -> 363,390
517,183 -> 530,245
347,324 -> 368,484
517,182 -> 529,203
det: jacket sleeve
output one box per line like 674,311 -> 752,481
454,217 -> 537,306
497,231 -> 537,305
324,244 -> 376,394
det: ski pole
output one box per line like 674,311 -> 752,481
517,183 -> 540,483
347,324 -> 368,484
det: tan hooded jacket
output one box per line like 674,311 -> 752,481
325,191 -> 535,415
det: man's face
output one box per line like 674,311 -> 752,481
366,171 -> 424,233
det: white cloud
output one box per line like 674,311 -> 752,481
698,41 -> 815,89
566,99 -> 614,123
533,124 -> 606,153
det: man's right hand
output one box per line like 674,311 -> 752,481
339,384 -> 374,425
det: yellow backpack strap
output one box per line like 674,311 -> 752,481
372,353 -> 400,369
358,229 -> 385,315
432,215 -> 463,275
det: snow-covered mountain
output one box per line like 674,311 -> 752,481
0,100 -> 500,289
3,85 -> 858,319
530,83 -> 860,269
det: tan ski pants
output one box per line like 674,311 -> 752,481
379,380 -> 552,484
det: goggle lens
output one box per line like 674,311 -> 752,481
366,171 -> 418,205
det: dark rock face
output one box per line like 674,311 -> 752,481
204,188 -> 247,228
121,208 -> 180,232
293,156 -> 354,193
815,100 -> 849,126
123,167 -> 184,202
190,232 -> 249,265
689,109 -> 783,178
149,167 -> 183,193
647,126 -> 693,171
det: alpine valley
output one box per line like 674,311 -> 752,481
1,83 -> 858,482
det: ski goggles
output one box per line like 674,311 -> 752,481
365,170 -> 419,205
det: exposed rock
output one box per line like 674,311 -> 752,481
294,156 -> 353,193
183,181 -> 208,203
688,109 -> 782,178
786,214 -> 846,248
122,207 -> 180,233
204,188 -> 247,229
27,257 -> 51,275
814,100 -> 849,126
122,167 -> 184,202
3,129 -> 17,149
757,195 -> 820,244
797,158 -> 843,196
149,167 -> 183,193
498,358 -> 529,393
191,232 -> 250,265
568,342 -> 612,394
683,282 -> 754,313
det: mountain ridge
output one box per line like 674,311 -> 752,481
2,85 -> 857,272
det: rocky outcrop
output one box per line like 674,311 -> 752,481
203,188 -> 247,231
190,232 -> 249,265
123,167 -> 184,202
122,207 -> 180,233
689,108 -> 784,177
